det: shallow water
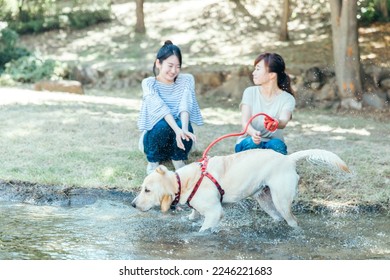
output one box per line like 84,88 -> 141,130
0,199 -> 389,260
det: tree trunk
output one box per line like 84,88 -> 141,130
378,0 -> 388,18
280,0 -> 290,41
135,0 -> 146,34
329,0 -> 363,101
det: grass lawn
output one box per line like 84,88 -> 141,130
1,86 -> 389,211
1,0 -> 389,210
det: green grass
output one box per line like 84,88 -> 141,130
1,86 -> 389,210
1,0 -> 389,209
0,88 -> 145,189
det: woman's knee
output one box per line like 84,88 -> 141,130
266,139 -> 287,155
235,137 -> 260,153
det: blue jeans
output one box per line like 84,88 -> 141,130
143,119 -> 193,162
234,137 -> 287,155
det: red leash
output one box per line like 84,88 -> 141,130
175,112 -> 276,208
200,112 -> 274,160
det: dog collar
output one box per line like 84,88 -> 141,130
171,172 -> 181,208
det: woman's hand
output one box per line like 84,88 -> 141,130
175,129 -> 196,150
251,130 -> 261,145
264,116 -> 279,132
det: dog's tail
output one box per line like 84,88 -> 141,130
288,149 -> 350,173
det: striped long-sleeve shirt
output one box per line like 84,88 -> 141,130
137,73 -> 204,131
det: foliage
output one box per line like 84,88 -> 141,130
0,73 -> 16,86
0,0 -> 112,34
3,56 -> 68,83
0,20 -> 68,83
0,0 -> 13,20
8,16 -> 61,34
0,27 -> 30,72
66,9 -> 112,30
358,0 -> 390,24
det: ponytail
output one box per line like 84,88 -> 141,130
278,71 -> 294,97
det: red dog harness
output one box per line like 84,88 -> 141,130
171,113 -> 277,209
172,157 -> 225,209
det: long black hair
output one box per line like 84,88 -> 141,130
254,52 -> 294,96
153,40 -> 182,79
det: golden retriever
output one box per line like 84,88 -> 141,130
131,149 -> 350,232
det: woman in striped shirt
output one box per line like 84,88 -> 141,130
138,41 -> 204,174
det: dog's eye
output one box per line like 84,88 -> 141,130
144,188 -> 150,193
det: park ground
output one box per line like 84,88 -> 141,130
1,0 -> 389,212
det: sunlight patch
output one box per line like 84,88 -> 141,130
103,167 -> 115,178
5,127 -> 34,138
0,87 -> 141,109
330,135 -> 346,140
303,124 -> 371,136
333,127 -> 370,136
201,108 -> 240,125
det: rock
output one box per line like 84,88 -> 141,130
340,98 -> 362,110
304,66 -> 324,84
362,92 -> 388,109
34,80 -> 84,94
71,65 -> 98,85
365,65 -> 390,86
310,82 -> 323,90
207,74 -> 251,100
194,71 -> 226,94
295,84 -> 315,108
380,78 -> 390,90
317,78 -> 338,101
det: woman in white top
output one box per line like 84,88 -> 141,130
138,40 -> 203,174
235,53 -> 295,155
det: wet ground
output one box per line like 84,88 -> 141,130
0,181 -> 389,260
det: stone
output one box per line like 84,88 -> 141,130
310,82 -> 323,90
295,84 -> 315,108
340,98 -> 362,110
362,92 -> 388,109
304,67 -> 324,84
34,80 -> 84,94
207,74 -> 251,100
71,65 -> 98,85
380,78 -> 390,90
317,79 -> 338,101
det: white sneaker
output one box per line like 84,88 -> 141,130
172,160 -> 185,170
146,162 -> 159,174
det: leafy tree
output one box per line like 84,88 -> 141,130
358,0 -> 390,23
0,27 -> 30,72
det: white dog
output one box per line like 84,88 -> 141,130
131,149 -> 350,232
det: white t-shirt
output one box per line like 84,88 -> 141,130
237,86 -> 295,143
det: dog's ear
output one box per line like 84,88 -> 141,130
156,165 -> 167,175
160,194 -> 173,212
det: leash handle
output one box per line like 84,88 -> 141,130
201,112 -> 273,159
